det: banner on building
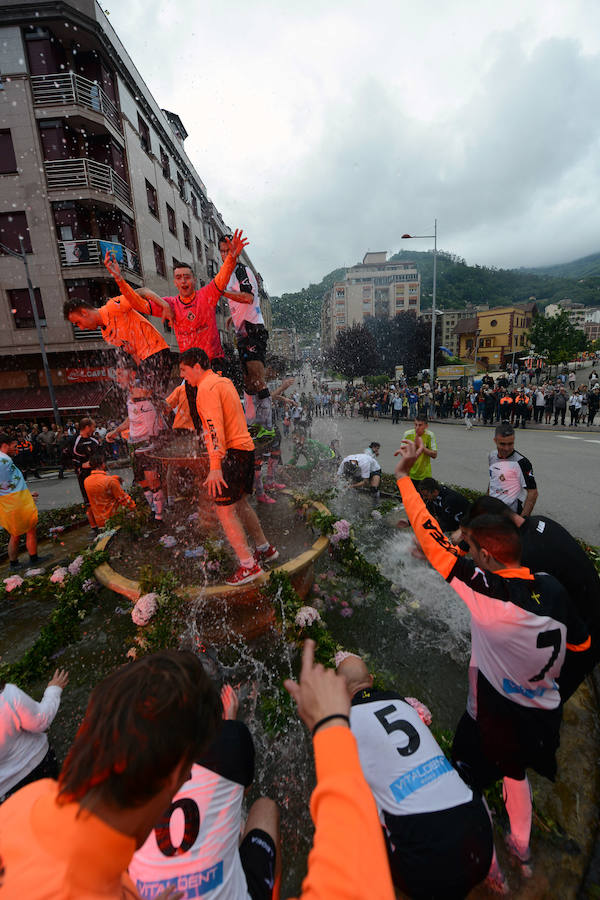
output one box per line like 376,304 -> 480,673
63,241 -> 90,264
99,240 -> 123,263
66,367 -> 115,383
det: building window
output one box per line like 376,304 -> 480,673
7,288 -> 46,329
335,288 -> 345,298
177,172 -> 186,201
0,131 -> 17,174
138,114 -> 151,154
146,180 -> 159,218
0,212 -> 32,254
195,236 -> 203,260
490,319 -> 498,327
409,297 -> 417,306
191,194 -> 198,218
166,203 -> 176,235
153,241 -> 166,276
160,146 -> 170,180
182,222 -> 191,250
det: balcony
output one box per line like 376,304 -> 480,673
58,239 -> 140,276
31,72 -> 122,133
44,158 -> 132,207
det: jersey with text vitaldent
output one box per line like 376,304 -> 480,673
488,448 -> 536,511
225,264 -> 264,332
350,690 -> 472,818
159,282 -> 223,357
397,477 -> 589,711
129,721 -> 254,900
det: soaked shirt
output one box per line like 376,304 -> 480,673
488,448 -> 536,512
83,470 -> 135,528
225,264 -> 264,333
99,286 -> 167,363
153,283 -> 223,357
194,369 -> 254,470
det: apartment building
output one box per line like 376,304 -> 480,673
320,251 -> 420,349
269,327 -> 300,365
0,0 -> 270,421
455,303 -> 537,369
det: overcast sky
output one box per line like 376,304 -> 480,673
106,0 -> 600,295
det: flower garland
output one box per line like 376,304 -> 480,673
0,549 -> 108,687
124,571 -> 187,660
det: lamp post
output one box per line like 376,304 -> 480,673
401,219 -> 437,383
0,237 -> 62,426
474,328 -> 482,371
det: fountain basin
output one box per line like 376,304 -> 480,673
94,491 -> 330,639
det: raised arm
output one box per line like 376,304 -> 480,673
213,228 -> 249,293
103,251 -> 154,315
136,287 -> 174,324
394,439 -> 461,579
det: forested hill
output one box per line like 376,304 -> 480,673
269,250 -> 600,334
517,252 -> 600,279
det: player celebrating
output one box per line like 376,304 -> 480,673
137,229 -> 249,369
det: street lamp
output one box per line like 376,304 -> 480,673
0,237 -> 62,426
473,329 -> 482,371
401,218 -> 437,383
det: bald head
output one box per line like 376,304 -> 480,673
337,655 -> 373,697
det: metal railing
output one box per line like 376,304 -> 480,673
58,239 -> 140,275
44,158 -> 132,206
31,72 -> 122,132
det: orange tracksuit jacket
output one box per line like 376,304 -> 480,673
194,369 -> 254,470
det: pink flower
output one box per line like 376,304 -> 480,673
329,595 -> 339,604
404,697 -> 433,726
340,607 -> 353,617
24,568 -> 44,577
4,574 -> 24,592
50,567 -> 68,584
330,519 -> 351,544
131,592 -> 158,626
312,584 -> 321,594
294,606 -> 322,628
68,555 -> 84,576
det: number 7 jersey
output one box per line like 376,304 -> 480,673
397,476 -> 590,711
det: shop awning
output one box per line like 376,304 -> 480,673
0,383 -> 114,416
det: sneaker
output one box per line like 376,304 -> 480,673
505,834 -> 533,878
256,493 -> 276,504
134,441 -> 155,455
225,562 -> 264,586
28,553 -> 52,565
254,544 -> 279,565
265,482 -> 286,491
9,560 -> 24,570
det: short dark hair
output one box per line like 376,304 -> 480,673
418,477 -> 439,493
495,422 -> 514,438
173,263 -> 194,276
63,297 -> 94,319
465,495 -> 511,524
368,442 -> 380,450
180,347 -> 211,370
218,234 -> 233,246
58,650 -> 221,809
88,450 -> 106,469
415,414 -> 428,424
463,514 -> 521,565
0,432 -> 15,446
79,417 -> 94,431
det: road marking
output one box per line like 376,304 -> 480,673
558,436 -> 580,440
583,440 -> 600,444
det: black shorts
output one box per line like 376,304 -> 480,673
452,672 -> 562,785
77,471 -> 90,505
214,448 -> 255,506
237,323 -> 269,369
239,828 -> 276,900
384,794 -> 492,899
138,348 -> 172,396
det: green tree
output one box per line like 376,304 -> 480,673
327,323 -> 381,381
526,310 -> 589,365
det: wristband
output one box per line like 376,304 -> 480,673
311,714 -> 350,738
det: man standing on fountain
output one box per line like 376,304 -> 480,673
136,229 -> 250,371
179,347 -> 278,585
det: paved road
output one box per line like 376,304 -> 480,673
30,465 -> 133,512
303,414 -> 600,545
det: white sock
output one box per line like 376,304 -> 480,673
257,541 -> 269,552
241,556 -> 255,569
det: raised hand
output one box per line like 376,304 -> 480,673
393,436 -> 424,479
103,249 -> 122,281
227,228 -> 250,258
284,639 -> 351,733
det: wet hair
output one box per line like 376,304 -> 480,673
368,442 -> 380,450
180,347 -> 211,370
0,432 -> 15,447
58,650 -> 221,809
88,450 -> 106,469
462,514 -> 521,565
79,417 -> 94,431
465,495 -> 511,525
414,415 -> 428,424
63,297 -> 94,319
418,477 -> 439,493
173,263 -> 194,276
218,234 -> 233,247
495,421 -> 514,438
